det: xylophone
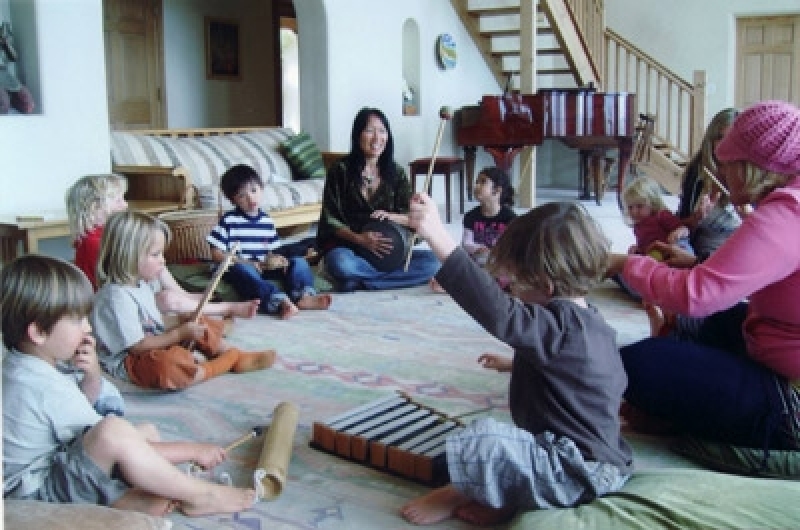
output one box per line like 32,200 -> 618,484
311,392 -> 465,486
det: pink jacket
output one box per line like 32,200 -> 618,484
623,176 -> 800,379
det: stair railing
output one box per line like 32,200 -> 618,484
563,0 -> 605,82
603,28 -> 706,163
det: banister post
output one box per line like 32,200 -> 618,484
691,70 -> 707,154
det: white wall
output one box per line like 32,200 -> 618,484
163,0 -> 275,127
304,0 -> 501,183
607,0 -> 800,123
0,0 -> 109,217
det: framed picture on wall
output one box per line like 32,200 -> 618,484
205,17 -> 241,81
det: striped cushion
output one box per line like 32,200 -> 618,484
281,131 -> 326,180
110,128 -> 325,211
110,129 -> 295,186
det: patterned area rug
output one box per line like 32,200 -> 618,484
120,280 -> 697,529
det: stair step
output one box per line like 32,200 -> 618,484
467,0 -> 520,13
491,47 -> 562,58
503,67 -> 573,76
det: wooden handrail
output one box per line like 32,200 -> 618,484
603,28 -> 706,162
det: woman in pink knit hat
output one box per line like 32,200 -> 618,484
607,100 -> 800,455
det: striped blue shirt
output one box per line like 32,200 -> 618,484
207,208 -> 279,261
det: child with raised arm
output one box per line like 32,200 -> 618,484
431,167 -> 517,293
207,164 -> 332,319
91,210 -> 275,390
402,195 -> 633,526
2,254 -> 256,516
65,173 -> 259,320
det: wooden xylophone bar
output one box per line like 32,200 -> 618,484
311,393 -> 465,486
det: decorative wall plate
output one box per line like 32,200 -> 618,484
436,33 -> 457,70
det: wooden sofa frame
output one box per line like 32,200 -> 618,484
112,127 -> 342,231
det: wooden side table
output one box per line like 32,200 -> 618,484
0,200 -> 183,265
408,157 -> 465,223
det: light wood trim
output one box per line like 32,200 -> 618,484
112,164 -> 193,210
270,203 -> 321,230
604,28 -> 705,164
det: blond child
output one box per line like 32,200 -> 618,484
621,175 -> 694,258
2,254 -> 256,516
402,196 -> 632,526
65,173 -> 259,320
91,210 -> 275,390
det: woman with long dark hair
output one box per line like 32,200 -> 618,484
316,107 -> 439,291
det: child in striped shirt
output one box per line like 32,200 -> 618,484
207,164 -> 332,319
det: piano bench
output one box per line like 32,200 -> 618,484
409,157 -> 465,223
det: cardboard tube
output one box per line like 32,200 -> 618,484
253,402 -> 299,500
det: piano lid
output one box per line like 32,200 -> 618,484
456,94 -> 545,147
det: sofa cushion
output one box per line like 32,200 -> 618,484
510,468 -> 800,530
111,128 -> 295,187
281,131 -> 326,180
670,435 -> 800,479
111,128 -> 325,212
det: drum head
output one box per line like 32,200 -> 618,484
357,219 -> 410,272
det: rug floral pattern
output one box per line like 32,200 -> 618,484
121,282 -> 695,529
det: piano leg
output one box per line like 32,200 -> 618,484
578,151 -> 591,201
463,146 -> 476,201
588,149 -> 606,206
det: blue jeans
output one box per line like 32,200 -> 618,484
323,246 -> 439,292
620,303 -> 795,449
223,257 -> 316,314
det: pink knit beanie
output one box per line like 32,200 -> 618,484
715,100 -> 800,175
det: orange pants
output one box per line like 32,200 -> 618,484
123,316 -> 224,390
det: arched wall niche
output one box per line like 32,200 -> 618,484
401,18 -> 419,116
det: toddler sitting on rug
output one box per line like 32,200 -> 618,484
207,164 -> 332,319
2,255 -> 256,517
402,195 -> 633,525
430,166 -> 516,293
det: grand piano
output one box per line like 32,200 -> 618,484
456,88 -> 636,205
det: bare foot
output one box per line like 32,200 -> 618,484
400,484 -> 470,525
429,277 -> 446,294
279,300 -> 299,320
455,500 -> 516,526
112,488 -> 176,517
296,293 -> 332,311
232,349 -> 276,373
231,300 -> 260,319
180,483 -> 257,517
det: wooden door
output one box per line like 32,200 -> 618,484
104,0 -> 165,129
736,15 -> 800,108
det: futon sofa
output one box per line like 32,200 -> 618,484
110,127 -> 340,230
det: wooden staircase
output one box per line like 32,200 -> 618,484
451,0 -> 602,91
451,0 -> 706,195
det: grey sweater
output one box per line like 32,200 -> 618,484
438,247 -> 633,473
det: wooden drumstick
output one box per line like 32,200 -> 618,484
702,166 -> 730,197
404,106 -> 453,271
184,241 -> 240,350
225,425 -> 265,453
397,390 -> 467,426
188,425 -> 264,474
